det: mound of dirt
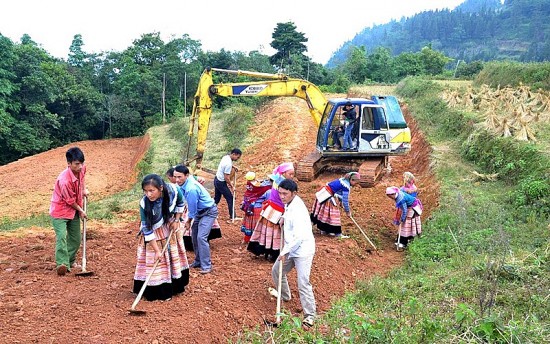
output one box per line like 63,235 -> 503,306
0,136 -> 149,221
0,98 -> 437,343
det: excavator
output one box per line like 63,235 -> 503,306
184,67 -> 411,187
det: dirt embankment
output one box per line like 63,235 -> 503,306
0,136 -> 149,221
0,98 -> 437,343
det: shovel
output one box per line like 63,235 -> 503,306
349,214 -> 377,252
231,172 -> 237,223
76,197 -> 94,277
128,228 -> 175,315
265,224 -> 284,327
396,223 -> 403,252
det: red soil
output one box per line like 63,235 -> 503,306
0,98 -> 437,343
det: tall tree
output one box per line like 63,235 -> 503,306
270,22 -> 308,72
68,34 -> 86,67
342,46 -> 369,83
366,47 -> 396,82
419,45 -> 452,75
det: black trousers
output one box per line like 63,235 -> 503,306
214,178 -> 235,219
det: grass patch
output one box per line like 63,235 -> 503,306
0,213 -> 51,232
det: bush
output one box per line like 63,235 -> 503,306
396,76 -> 442,98
475,61 -> 550,90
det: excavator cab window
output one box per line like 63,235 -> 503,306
373,107 -> 388,130
362,107 -> 374,130
317,103 -> 336,149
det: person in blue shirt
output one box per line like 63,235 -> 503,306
310,172 -> 361,238
386,186 -> 423,249
173,165 -> 219,274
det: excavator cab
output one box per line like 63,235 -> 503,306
316,98 -> 395,155
298,96 -> 411,186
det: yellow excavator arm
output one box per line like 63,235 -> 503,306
185,68 -> 328,167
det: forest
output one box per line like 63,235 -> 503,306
329,0 -> 550,66
1,0 -> 549,165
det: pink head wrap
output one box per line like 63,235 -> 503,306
386,186 -> 399,195
273,162 -> 294,175
346,171 -> 361,180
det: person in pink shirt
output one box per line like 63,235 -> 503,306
49,147 -> 88,276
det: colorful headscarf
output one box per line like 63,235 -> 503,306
386,186 -> 400,195
245,171 -> 256,181
345,171 -> 361,181
273,162 -> 294,175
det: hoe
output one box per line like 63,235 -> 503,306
128,229 -> 174,315
76,197 -> 94,277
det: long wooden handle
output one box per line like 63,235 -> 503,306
350,215 -> 377,251
275,224 -> 284,323
232,173 -> 237,222
130,228 -> 175,310
82,197 -> 88,270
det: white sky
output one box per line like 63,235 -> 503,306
0,0 -> 464,64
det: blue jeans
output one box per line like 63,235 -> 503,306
343,122 -> 354,149
191,205 -> 218,271
214,178 -> 235,219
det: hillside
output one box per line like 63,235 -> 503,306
328,0 -> 550,66
0,97 -> 437,343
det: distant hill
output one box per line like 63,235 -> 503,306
327,0 -> 550,67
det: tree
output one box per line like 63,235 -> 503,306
270,22 -> 308,72
68,34 -> 86,67
366,47 -> 396,83
394,52 -> 423,79
419,45 -> 452,75
342,46 -> 369,83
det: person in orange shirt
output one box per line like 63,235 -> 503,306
49,147 -> 89,276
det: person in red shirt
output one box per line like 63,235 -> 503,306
49,147 -> 88,276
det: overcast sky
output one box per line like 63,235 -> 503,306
1,0 -> 464,64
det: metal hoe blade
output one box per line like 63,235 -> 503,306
128,229 -> 175,315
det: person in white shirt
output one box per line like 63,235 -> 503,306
214,148 -> 242,221
271,178 -> 316,328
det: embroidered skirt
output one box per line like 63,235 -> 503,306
310,198 -> 342,235
247,216 -> 281,261
397,208 -> 422,246
241,206 -> 262,242
133,223 -> 190,301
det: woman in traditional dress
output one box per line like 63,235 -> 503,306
247,162 -> 294,261
386,186 -> 423,249
310,172 -> 361,238
401,171 -> 418,197
133,174 -> 190,301
240,172 -> 272,243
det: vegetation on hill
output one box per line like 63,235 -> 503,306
329,0 -> 550,67
0,24 -> 328,166
2,2 -> 549,167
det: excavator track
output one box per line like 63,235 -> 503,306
358,157 -> 387,188
296,152 -> 323,182
297,151 -> 387,188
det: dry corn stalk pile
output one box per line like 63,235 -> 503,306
441,84 -> 550,141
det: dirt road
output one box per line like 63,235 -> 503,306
0,98 -> 437,343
